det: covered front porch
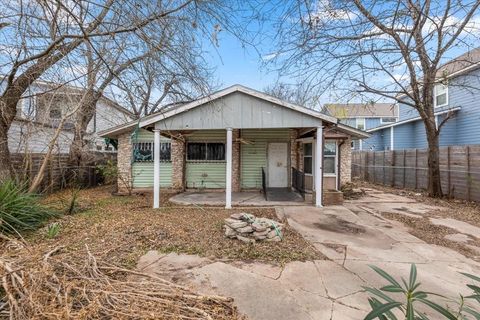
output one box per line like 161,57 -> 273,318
169,190 -> 304,207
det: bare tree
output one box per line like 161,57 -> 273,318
263,82 -> 319,108
0,0 -> 200,182
269,0 -> 480,197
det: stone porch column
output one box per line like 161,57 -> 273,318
290,129 -> 299,170
339,137 -> 352,188
232,129 -> 241,192
171,138 -> 185,190
117,132 -> 132,194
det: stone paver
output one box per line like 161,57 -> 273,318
430,217 -> 480,238
137,189 -> 480,320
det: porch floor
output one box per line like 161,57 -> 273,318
169,191 -> 307,207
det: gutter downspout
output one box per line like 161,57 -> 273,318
337,139 -> 345,191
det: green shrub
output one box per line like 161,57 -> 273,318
364,264 -> 480,319
0,180 -> 57,235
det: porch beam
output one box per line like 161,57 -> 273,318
225,127 -> 233,209
153,129 -> 161,208
315,125 -> 323,207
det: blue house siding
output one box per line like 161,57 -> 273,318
371,67 -> 480,151
362,131 -> 383,150
366,118 -> 381,129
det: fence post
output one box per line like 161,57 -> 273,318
365,151 -> 369,181
414,149 -> 418,190
391,150 -> 396,187
383,150 -> 386,185
466,145 -> 471,201
403,149 -> 406,188
447,146 -> 451,196
372,151 -> 376,184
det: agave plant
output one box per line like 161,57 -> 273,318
364,264 -> 480,320
0,180 -> 57,235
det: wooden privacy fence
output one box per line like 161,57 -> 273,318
352,145 -> 480,202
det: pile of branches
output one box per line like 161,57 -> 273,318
0,244 -> 240,320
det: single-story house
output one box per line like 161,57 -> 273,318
100,85 -> 369,208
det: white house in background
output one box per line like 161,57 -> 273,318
8,81 -> 134,154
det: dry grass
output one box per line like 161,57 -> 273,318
30,186 -> 322,268
0,186 -> 323,319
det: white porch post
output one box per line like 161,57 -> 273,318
153,129 -> 161,209
225,127 -> 233,209
315,125 -> 323,207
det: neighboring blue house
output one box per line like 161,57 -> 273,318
366,48 -> 480,151
322,103 -> 397,150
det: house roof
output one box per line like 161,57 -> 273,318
322,103 -> 397,118
436,47 -> 480,78
99,85 -> 370,139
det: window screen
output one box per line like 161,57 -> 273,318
187,142 -> 225,161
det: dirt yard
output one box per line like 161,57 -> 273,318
23,186 -> 323,268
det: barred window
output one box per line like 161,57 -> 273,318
133,142 -> 171,162
187,142 -> 225,161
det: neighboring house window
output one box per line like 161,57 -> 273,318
49,107 -> 62,119
434,83 -> 448,107
356,118 -> 365,130
381,117 -> 396,124
324,141 -> 337,175
187,142 -> 225,161
303,143 -> 313,174
133,142 -> 171,162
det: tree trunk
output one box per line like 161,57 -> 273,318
0,116 -> 13,182
0,95 -> 21,182
68,90 -> 99,167
425,123 -> 443,197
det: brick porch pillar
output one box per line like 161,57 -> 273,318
117,132 -> 132,193
232,129 -> 241,192
171,138 -> 185,190
339,137 -> 352,188
290,129 -> 299,170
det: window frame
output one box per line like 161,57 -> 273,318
303,142 -> 313,176
186,141 -> 226,162
434,83 -> 448,108
323,140 -> 337,177
132,141 -> 171,162
356,117 -> 366,131
302,140 -> 338,177
380,117 -> 397,124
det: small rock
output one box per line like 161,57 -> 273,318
251,222 -> 268,232
230,213 -> 244,220
266,236 -> 282,242
225,220 -> 248,229
236,235 -> 255,244
267,230 -> 280,239
239,213 -> 256,222
237,226 -> 254,234
253,229 -> 269,237
254,234 -> 267,240
224,226 -> 237,238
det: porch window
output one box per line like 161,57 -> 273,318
303,143 -> 313,174
187,142 -> 225,161
434,83 -> 448,107
133,142 -> 171,162
324,141 -> 337,175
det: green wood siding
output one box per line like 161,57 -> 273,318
132,162 -> 172,187
185,130 -> 226,188
131,129 -> 172,188
241,129 -> 290,189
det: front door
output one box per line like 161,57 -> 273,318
267,142 -> 288,187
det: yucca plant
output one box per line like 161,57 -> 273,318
364,264 -> 480,320
0,180 -> 57,235
46,222 -> 61,239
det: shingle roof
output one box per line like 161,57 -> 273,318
322,103 -> 397,118
437,47 -> 480,78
